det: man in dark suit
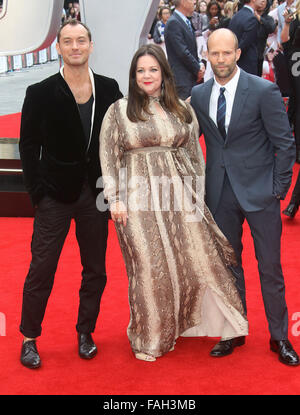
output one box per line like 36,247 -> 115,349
19,19 -> 123,369
191,28 -> 299,366
228,0 -> 259,75
164,0 -> 204,99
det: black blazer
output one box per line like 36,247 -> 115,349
19,71 -> 123,206
164,12 -> 200,90
229,6 -> 259,75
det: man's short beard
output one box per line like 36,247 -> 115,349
213,64 -> 236,79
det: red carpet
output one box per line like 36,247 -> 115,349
0,113 -> 300,396
0,113 -> 21,138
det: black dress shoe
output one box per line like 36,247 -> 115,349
270,339 -> 300,366
282,202 -> 299,218
78,333 -> 97,359
210,336 -> 245,357
20,340 -> 41,369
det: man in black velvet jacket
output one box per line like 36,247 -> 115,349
19,19 -> 123,369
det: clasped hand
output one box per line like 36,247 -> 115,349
110,200 -> 128,226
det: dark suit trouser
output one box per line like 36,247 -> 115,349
19,182 -> 108,338
289,169 -> 300,204
213,175 -> 288,340
291,74 -> 300,151
176,84 -> 194,101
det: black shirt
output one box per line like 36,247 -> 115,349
77,94 -> 94,145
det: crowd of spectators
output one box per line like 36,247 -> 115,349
148,0 -> 300,218
62,2 -> 81,23
0,2 -> 82,74
148,0 -> 294,86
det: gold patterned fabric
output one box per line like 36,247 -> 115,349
100,97 -> 248,358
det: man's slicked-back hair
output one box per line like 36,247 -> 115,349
57,19 -> 92,42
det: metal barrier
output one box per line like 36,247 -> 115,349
0,39 -> 58,74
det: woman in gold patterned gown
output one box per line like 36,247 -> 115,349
99,44 -> 248,362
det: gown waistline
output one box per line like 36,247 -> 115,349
124,146 -> 178,155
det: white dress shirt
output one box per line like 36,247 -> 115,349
209,67 -> 240,133
174,9 -> 192,29
243,4 -> 255,14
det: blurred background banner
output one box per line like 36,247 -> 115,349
80,0 -> 160,93
0,0 -> 160,93
0,0 -> 64,56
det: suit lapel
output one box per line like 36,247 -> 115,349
85,69 -> 96,153
200,78 -> 226,145
56,73 -> 87,153
91,74 -> 115,149
226,70 -> 249,141
197,69 -> 249,144
201,78 -> 213,115
173,12 -> 196,42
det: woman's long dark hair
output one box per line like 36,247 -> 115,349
206,0 -> 222,19
126,44 -> 192,124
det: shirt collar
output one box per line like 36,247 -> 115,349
174,9 -> 190,24
243,5 -> 254,13
60,66 -> 95,98
213,66 -> 240,96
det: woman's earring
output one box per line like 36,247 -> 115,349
160,81 -> 165,101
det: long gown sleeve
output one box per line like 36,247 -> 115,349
174,101 -> 206,218
182,101 -> 206,179
99,101 -> 125,205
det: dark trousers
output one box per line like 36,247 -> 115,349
176,84 -> 194,100
213,175 -> 288,340
289,169 -> 300,204
20,183 -> 108,338
257,57 -> 263,78
290,74 -> 300,151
